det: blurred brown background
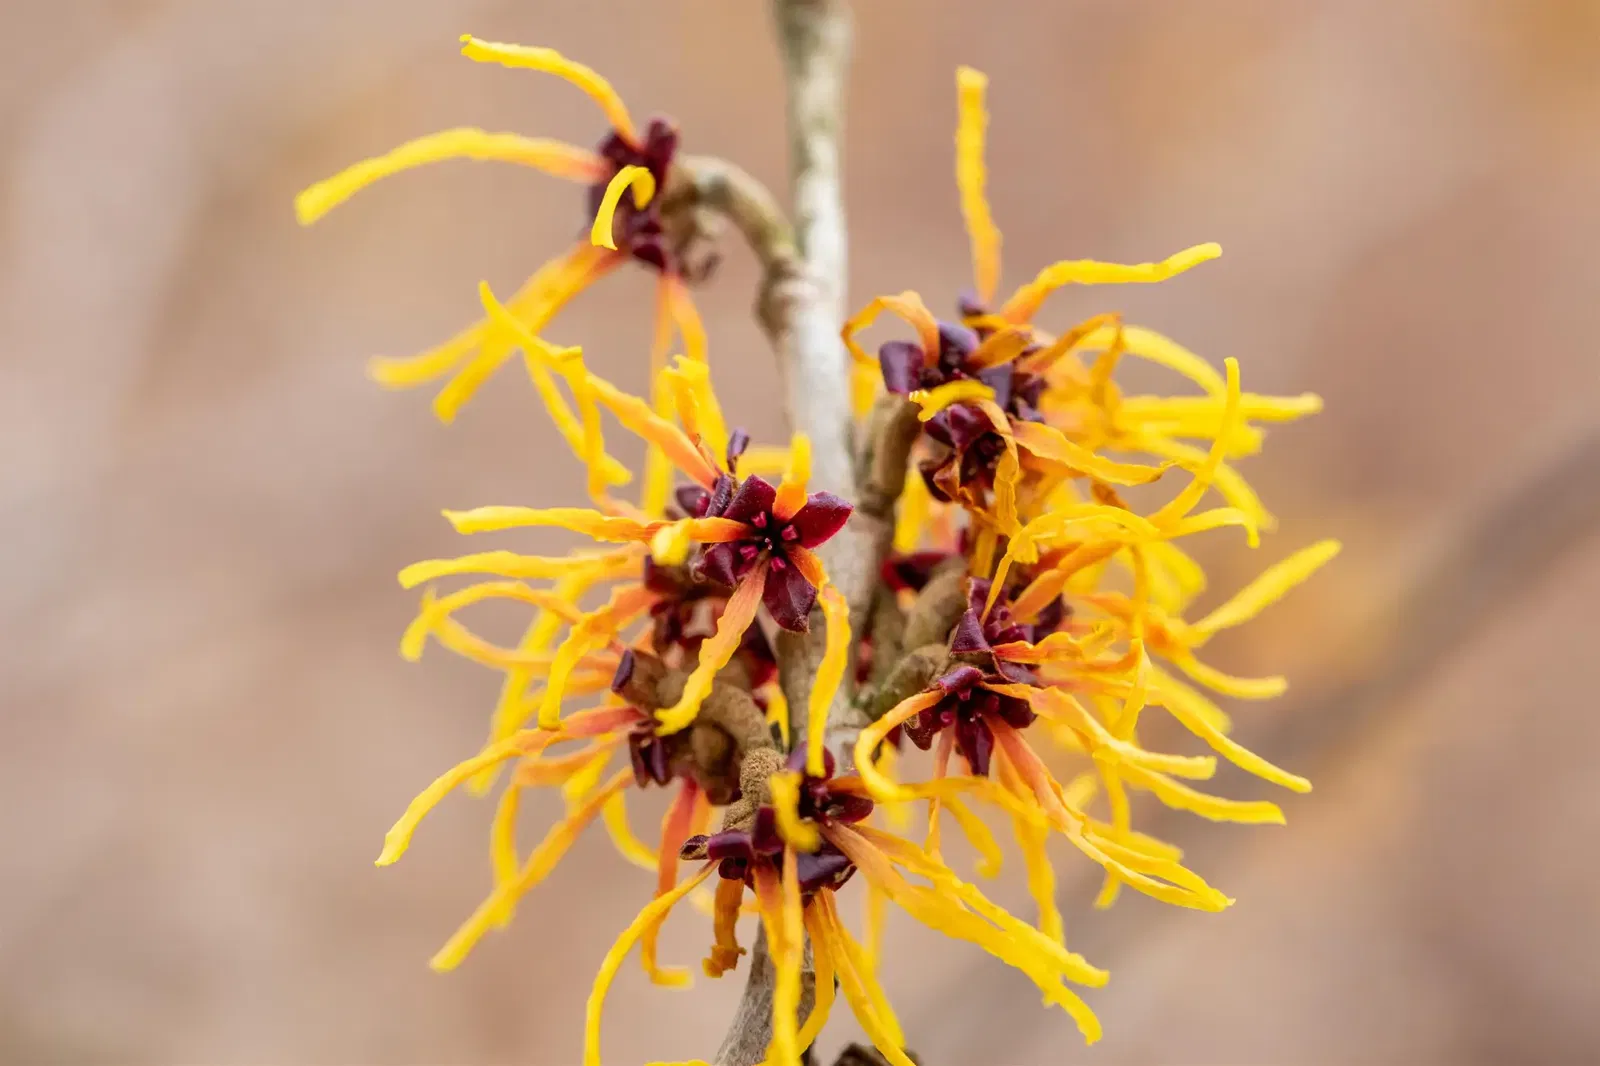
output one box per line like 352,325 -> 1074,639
5,0 -> 1600,1063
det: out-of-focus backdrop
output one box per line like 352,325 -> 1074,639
6,1 -> 1600,1063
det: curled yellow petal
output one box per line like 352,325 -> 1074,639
751,860 -> 802,1066
1013,421 -> 1169,485
856,690 -> 945,801
663,354 -> 728,457
432,246 -> 621,424
1122,764 -> 1286,824
650,520 -> 695,566
400,582 -> 584,662
489,779 -> 522,924
1189,540 -> 1342,641
833,824 -> 1105,1042
793,904 -> 838,1055
584,865 -> 715,1066
471,569 -> 606,793
295,128 -> 606,224
377,730 -> 561,867
434,768 -> 634,969
460,35 -> 637,145
769,771 -> 822,852
538,585 -> 656,728
909,379 -> 995,421
600,790 -> 658,870
842,291 -> 940,416
943,795 -> 1004,879
588,372 -> 722,489
1012,809 -> 1062,943
590,164 -> 657,250
663,275 -> 708,364
1150,356 -> 1241,529
893,467 -> 932,553
1000,242 -> 1222,324
811,891 -> 916,1065
1151,673 -> 1310,792
656,562 -> 769,734
1169,651 -> 1288,700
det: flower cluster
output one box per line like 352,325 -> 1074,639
302,37 -> 1338,1066
846,66 -> 1338,942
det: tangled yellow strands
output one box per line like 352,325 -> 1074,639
332,35 -> 1346,1063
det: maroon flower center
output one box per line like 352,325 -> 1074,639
679,469 -> 853,633
681,749 -> 873,895
588,117 -> 679,272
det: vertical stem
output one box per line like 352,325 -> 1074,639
771,0 -> 854,496
715,4 -> 852,1064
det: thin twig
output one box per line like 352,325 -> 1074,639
711,3 -> 854,1064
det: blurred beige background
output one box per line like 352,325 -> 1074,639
5,0 -> 1600,1063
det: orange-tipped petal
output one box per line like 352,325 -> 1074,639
842,291 -> 941,416
663,275 -> 708,363
774,433 -> 812,521
434,244 -> 623,424
537,584 -> 656,728
641,780 -> 703,986
588,373 -> 721,489
656,561 -> 769,733
856,689 -> 944,801
433,767 -> 635,971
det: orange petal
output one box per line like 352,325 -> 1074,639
773,433 -> 812,521
655,561 -> 769,733
855,689 -> 945,800
663,275 -> 708,363
588,373 -> 721,489
641,780 -> 703,987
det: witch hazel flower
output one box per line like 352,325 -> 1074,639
582,748 -> 1110,1066
296,35 -> 709,426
